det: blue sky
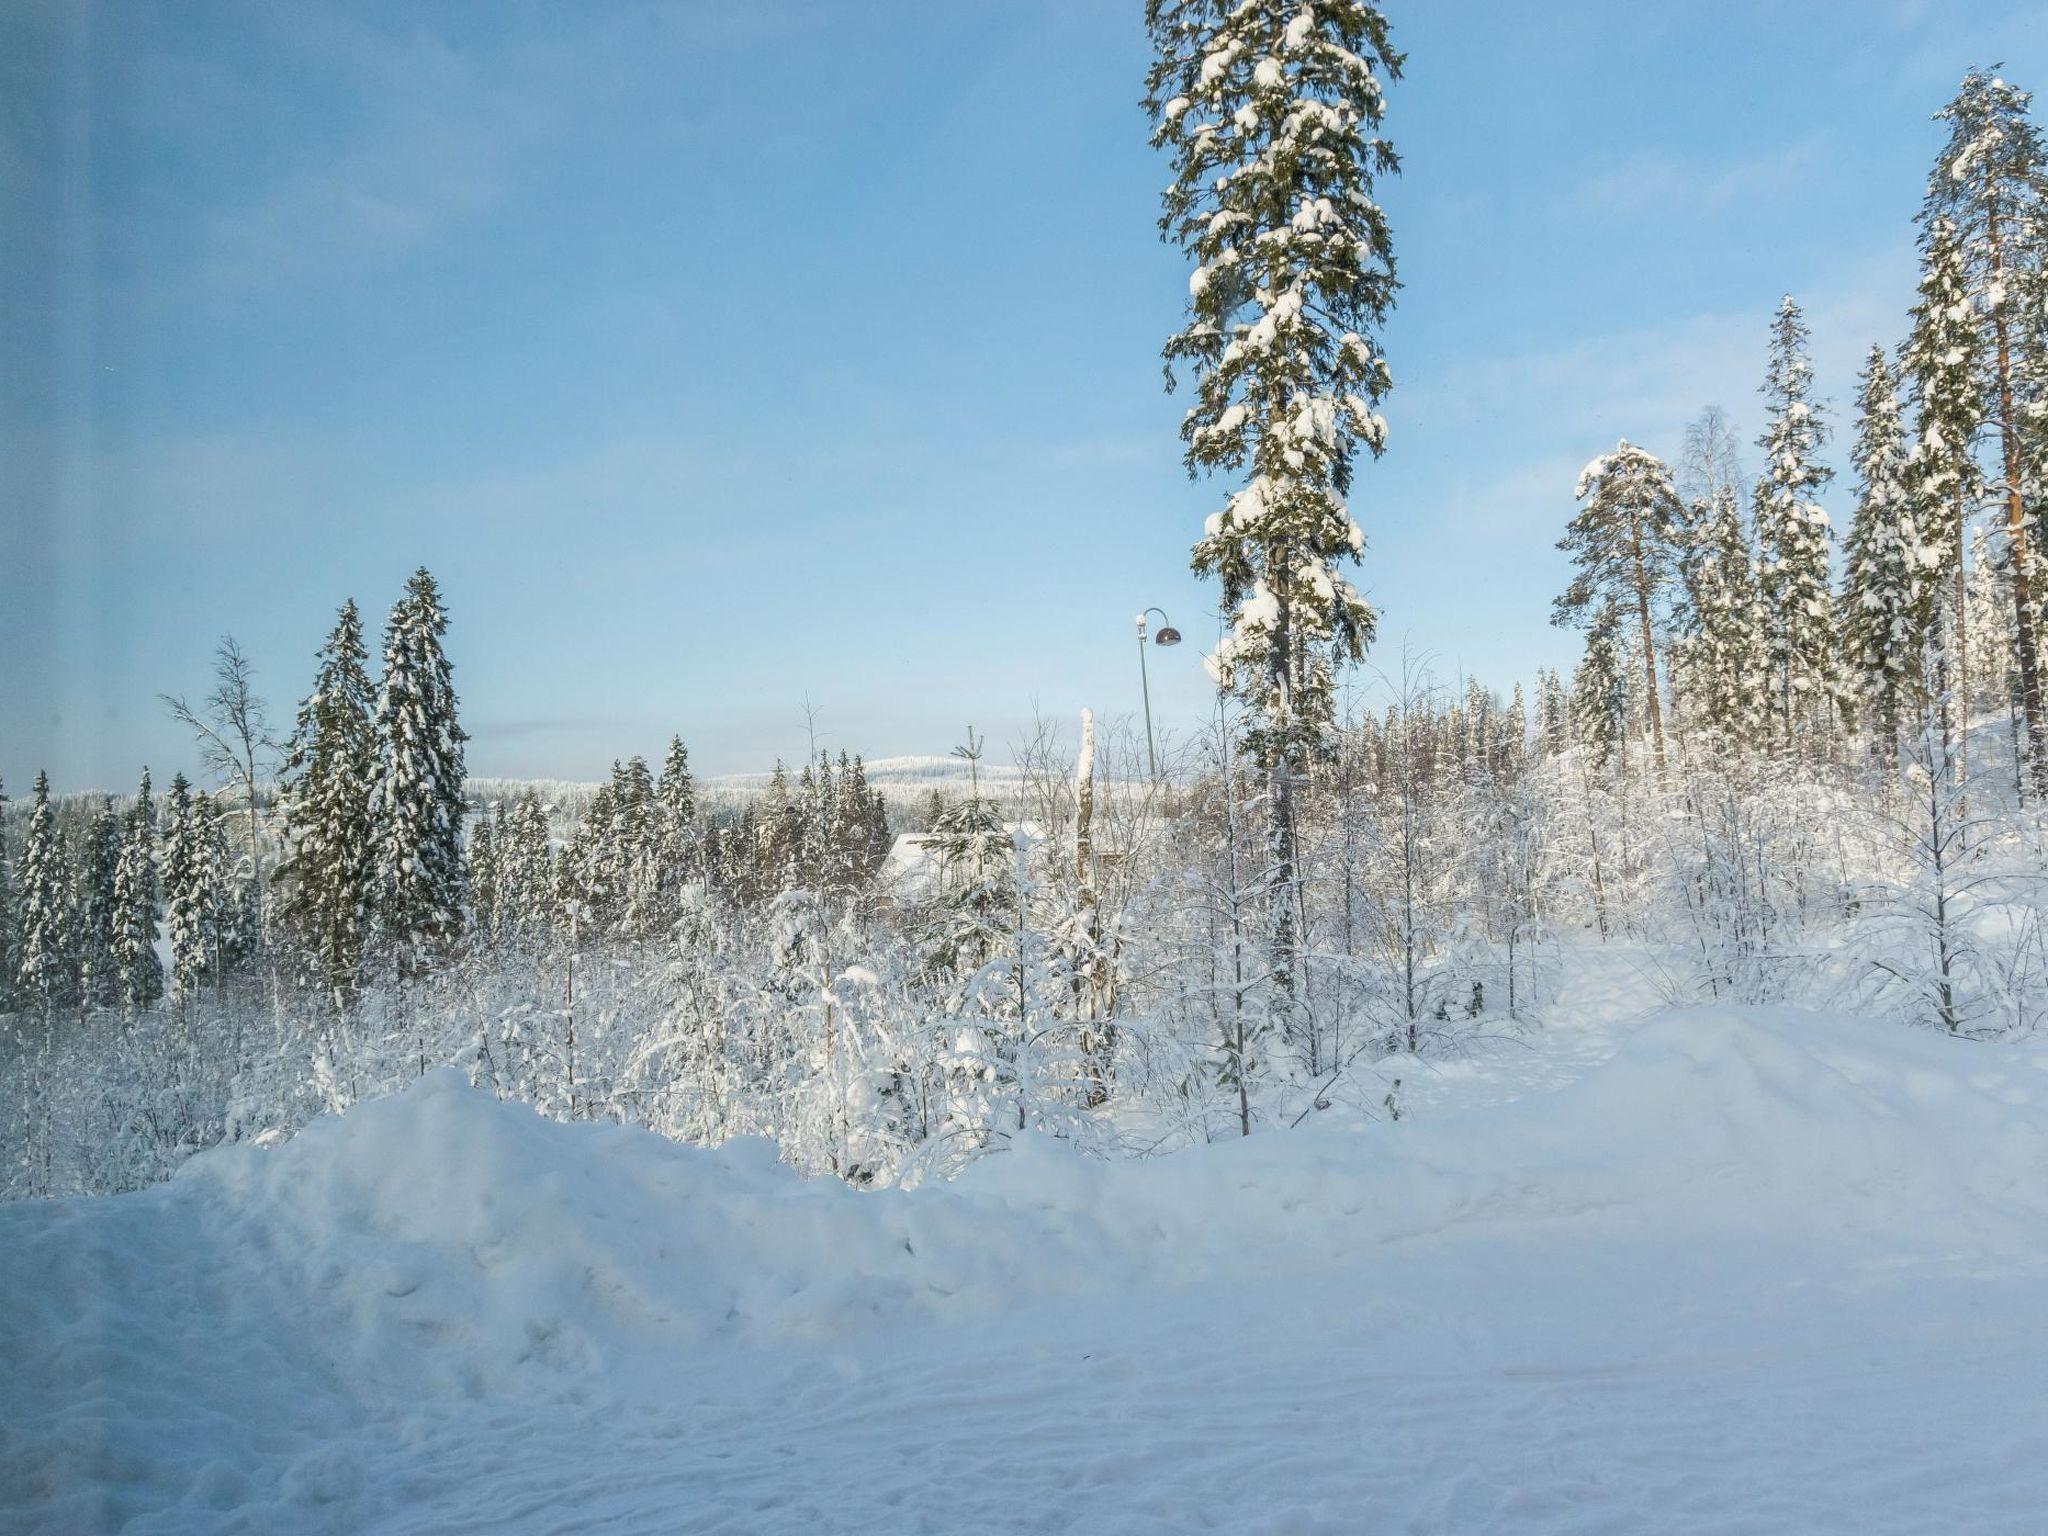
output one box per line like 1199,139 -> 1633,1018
6,0 -> 2048,792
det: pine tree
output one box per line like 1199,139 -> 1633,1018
1755,295 -> 1839,749
368,569 -> 469,971
15,770 -> 76,1013
74,798 -> 124,1011
1924,69 -> 2048,789
1146,0 -> 1401,1027
274,600 -> 378,1004
1554,441 -> 1684,772
111,769 -> 164,1013
1843,346 -> 1926,766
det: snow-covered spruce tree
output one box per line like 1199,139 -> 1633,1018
921,731 -> 1012,995
654,734 -> 698,914
1843,346 -> 1927,767
1146,0 -> 1399,1031
111,769 -> 164,1014
1925,69 -> 2048,788
469,808 -> 500,944
1536,670 -> 1569,757
274,600 -> 377,1006
160,774 -> 217,1000
0,776 -> 17,1015
197,793 -> 251,978
497,792 -> 555,944
1572,601 -> 1629,774
608,754 -> 659,937
1680,487 -> 1770,746
15,770 -> 76,1014
74,798 -> 124,1011
1554,442 -> 1684,774
368,569 -> 469,973
1903,216 -> 1985,739
1755,295 -> 1839,750
561,780 -> 616,934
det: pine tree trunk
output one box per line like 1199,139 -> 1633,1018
1631,556 -> 1667,777
1954,491 -> 1969,809
1988,200 -> 2048,793
1265,586 -> 1299,1037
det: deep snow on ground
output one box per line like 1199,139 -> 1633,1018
6,949 -> 2048,1535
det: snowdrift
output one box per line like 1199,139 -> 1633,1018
6,1005 -> 2047,1531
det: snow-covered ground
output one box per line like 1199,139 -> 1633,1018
7,950 -> 2048,1534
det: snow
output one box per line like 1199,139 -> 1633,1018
7,951 -> 2048,1533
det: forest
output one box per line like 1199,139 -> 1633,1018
7,64 -> 2048,1200
16,7 -> 2048,1532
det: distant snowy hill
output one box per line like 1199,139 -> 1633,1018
464,755 -> 1036,828
711,754 -> 1031,804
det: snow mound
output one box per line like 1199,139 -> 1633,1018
6,1006 -> 2048,1531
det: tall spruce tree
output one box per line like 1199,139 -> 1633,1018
499,792 -> 555,943
111,769 -> 164,1013
162,776 -> 221,999
469,808 -> 500,943
1902,214 -> 1987,763
1924,69 -> 2048,788
368,569 -> 469,971
1755,295 -> 1839,749
15,770 -> 75,1013
0,776 -> 17,1014
608,755 -> 658,936
655,734 -> 698,908
275,600 -> 378,1004
1682,487 -> 1770,744
198,795 -> 248,978
1843,346 -> 1925,765
74,798 -> 124,1011
1571,603 -> 1629,773
1554,441 -> 1684,773
1146,0 -> 1400,1023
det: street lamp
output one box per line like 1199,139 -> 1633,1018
1137,607 -> 1181,780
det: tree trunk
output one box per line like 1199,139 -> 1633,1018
1988,200 -> 2048,793
1265,583 -> 1299,1037
1629,521 -> 1668,777
1954,491 -> 1969,800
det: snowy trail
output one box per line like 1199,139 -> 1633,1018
347,1242 -> 2048,1536
8,950 -> 2048,1534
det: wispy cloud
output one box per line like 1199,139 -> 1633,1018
1571,133 -> 1836,223
173,11 -> 528,290
1404,245 -> 1916,458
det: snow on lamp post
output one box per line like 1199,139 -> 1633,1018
1137,607 -> 1181,781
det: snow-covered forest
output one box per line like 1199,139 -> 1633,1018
10,6 -> 2048,1532
9,63 -> 2048,1199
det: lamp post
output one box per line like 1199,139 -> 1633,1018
1137,607 -> 1181,780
